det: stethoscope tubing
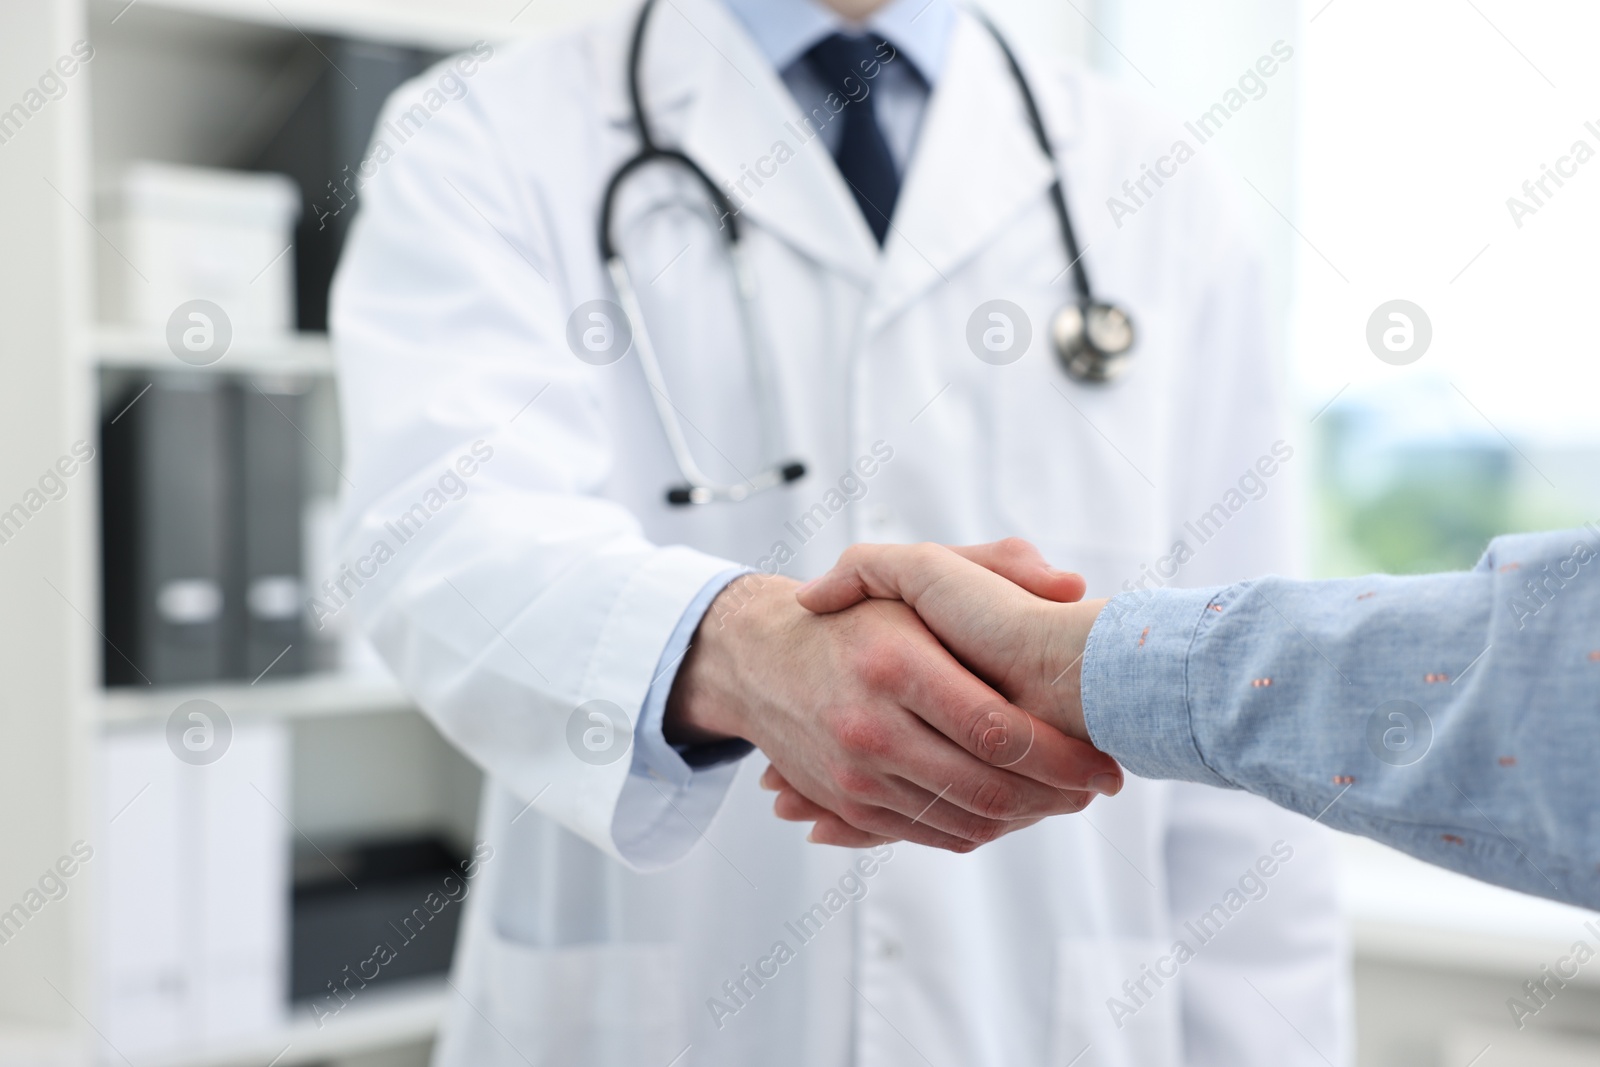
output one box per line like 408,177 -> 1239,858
970,9 -> 1093,307
597,0 -> 1131,505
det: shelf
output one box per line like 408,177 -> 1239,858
155,977 -> 448,1067
1338,835 -> 1600,981
95,327 -> 336,376
0,1025 -> 79,1066
99,671 -> 413,726
95,0 -> 606,50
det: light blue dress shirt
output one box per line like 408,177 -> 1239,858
722,0 -> 955,170
1082,526 -> 1600,909
628,0 -> 959,800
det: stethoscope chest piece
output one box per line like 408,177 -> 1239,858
1051,301 -> 1136,385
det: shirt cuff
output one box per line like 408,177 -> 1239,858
632,567 -> 756,785
611,568 -> 754,866
1080,585 -> 1234,789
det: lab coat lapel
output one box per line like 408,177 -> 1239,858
665,0 -> 879,285
867,15 -> 1066,332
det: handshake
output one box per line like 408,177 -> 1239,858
664,539 -> 1120,852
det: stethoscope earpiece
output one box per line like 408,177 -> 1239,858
664,460 -> 807,507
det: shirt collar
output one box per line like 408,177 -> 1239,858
719,0 -> 957,84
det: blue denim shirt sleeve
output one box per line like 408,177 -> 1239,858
1081,525 -> 1600,910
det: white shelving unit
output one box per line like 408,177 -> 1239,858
93,328 -> 336,376
158,979 -> 449,1067
97,672 -> 412,726
0,1 -> 613,1064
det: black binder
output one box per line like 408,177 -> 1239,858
232,379 -> 306,681
101,376 -> 232,686
249,38 -> 438,332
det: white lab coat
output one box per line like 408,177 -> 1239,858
331,2 -> 1350,1065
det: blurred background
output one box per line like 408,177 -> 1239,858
1,0 -> 1597,1065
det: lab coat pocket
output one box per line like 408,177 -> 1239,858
1050,936 -> 1182,1067
478,929 -> 686,1067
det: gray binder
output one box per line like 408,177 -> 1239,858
102,375 -> 231,685
231,378 -> 306,680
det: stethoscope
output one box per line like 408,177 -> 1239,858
599,0 -> 1137,506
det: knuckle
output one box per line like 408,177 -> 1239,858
831,764 -> 878,798
996,536 -> 1032,561
833,711 -> 893,760
964,704 -> 1016,762
833,802 -> 870,829
837,801 -> 891,834
852,641 -> 905,693
967,775 -> 1024,820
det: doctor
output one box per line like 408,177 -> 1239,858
332,0 -> 1350,1064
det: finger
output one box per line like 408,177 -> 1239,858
879,625 -> 1123,796
945,538 -> 1086,604
776,749 -> 1068,849
808,810 -> 1045,850
954,701 -> 1124,796
772,733 -> 1042,846
820,752 -> 1040,843
772,787 -> 832,822
901,760 -> 1104,821
766,768 -> 980,833
796,540 -> 1083,617
772,785 -> 1061,842
804,813 -> 897,849
851,703 -> 1113,825
796,542 -> 972,614
828,802 -> 999,852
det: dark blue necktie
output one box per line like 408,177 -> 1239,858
804,33 -> 910,246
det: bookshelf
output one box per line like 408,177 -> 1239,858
97,672 -> 411,726
93,328 -> 336,376
0,1 -> 615,1064
158,978 -> 448,1067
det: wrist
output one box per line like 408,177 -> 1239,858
1037,598 -> 1106,743
664,573 -> 799,745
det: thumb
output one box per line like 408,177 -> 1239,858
796,540 -> 1084,615
946,538 -> 1086,604
796,542 -> 975,614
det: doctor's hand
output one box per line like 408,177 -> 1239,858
665,567 -> 1122,853
765,540 -> 1112,847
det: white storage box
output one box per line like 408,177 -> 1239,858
97,721 -> 291,1056
97,162 -> 301,338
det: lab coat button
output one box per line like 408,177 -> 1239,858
875,937 -> 903,960
868,504 -> 893,528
